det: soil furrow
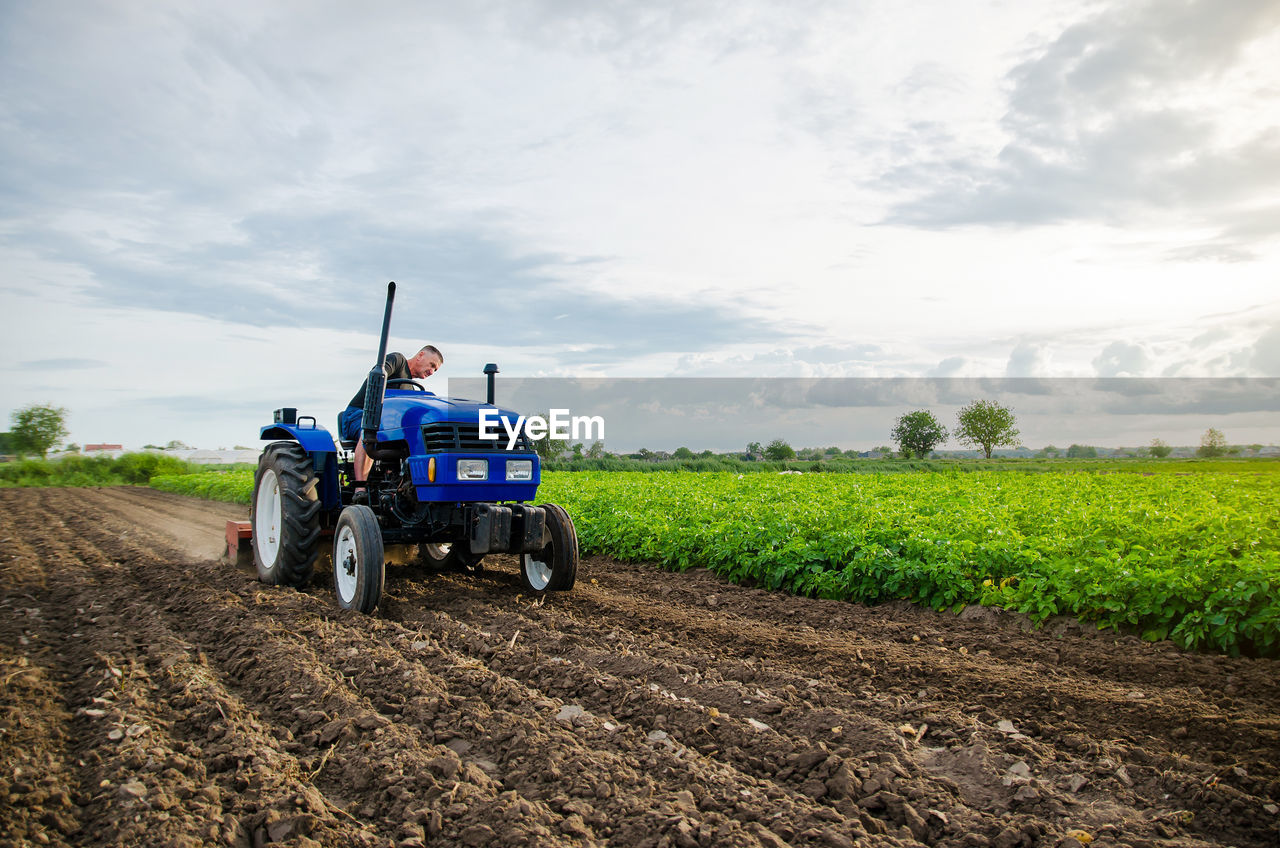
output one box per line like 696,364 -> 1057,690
50,492 -> 588,846
384,568 -> 1214,847
2,488 -> 1277,848
9,490 -> 374,846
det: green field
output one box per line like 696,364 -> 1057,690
143,460 -> 1280,655
0,452 -> 201,487
151,467 -> 254,504
538,467 -> 1280,656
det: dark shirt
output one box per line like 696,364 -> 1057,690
347,352 -> 410,409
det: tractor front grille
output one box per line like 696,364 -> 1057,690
421,421 -> 533,453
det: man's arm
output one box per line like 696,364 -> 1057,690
382,352 -> 408,378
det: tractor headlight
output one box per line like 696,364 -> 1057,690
506,460 -> 533,481
457,459 -> 488,480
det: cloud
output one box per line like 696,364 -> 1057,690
6,206 -> 790,365
928,356 -> 967,377
1093,341 -> 1151,377
885,0 -> 1280,255
792,343 -> 887,364
1191,327 -> 1232,348
1252,325 -> 1280,376
2,0 -> 1278,452
0,2 -> 816,373
1006,343 -> 1049,377
15,358 -> 108,371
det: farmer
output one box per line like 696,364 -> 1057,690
339,345 -> 443,498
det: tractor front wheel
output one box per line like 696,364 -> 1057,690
333,505 -> 384,613
520,503 -> 578,595
251,442 -> 320,587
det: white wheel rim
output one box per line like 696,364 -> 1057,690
335,525 -> 358,604
425,542 -> 451,560
254,469 -> 281,565
523,553 -> 552,591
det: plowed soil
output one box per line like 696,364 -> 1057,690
1,488 -> 1277,848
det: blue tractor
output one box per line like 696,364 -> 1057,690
249,282 -> 578,613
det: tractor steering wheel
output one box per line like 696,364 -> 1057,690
387,378 -> 425,391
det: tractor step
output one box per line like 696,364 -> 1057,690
225,520 -> 253,568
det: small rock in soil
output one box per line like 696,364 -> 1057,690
117,781 -> 146,800
556,704 -> 586,723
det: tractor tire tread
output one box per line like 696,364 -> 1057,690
519,503 -> 578,595
252,441 -> 321,588
545,503 -> 578,591
334,505 -> 384,614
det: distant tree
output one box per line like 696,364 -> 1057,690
764,439 -> 796,461
699,449 -> 714,458
1197,428 -> 1227,458
891,411 -> 947,459
635,448 -> 654,461
143,444 -> 163,450
1041,444 -> 1060,458
65,443 -> 81,453
1066,444 -> 1097,458
745,441 -> 763,461
571,442 -> 584,459
585,440 -> 605,459
0,431 -> 13,454
824,445 -> 842,456
165,439 -> 192,450
10,403 -> 69,459
1149,438 -> 1172,458
673,446 -> 696,460
954,399 -> 1020,459
1248,443 -> 1263,454
233,445 -> 254,451
872,445 -> 894,458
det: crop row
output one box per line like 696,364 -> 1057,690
0,452 -> 199,487
537,470 -> 1280,656
151,468 -> 254,504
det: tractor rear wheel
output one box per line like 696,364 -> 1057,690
333,505 -> 384,613
520,503 -> 578,595
251,442 -> 321,587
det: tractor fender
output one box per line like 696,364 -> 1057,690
259,423 -> 338,455
259,423 -> 341,512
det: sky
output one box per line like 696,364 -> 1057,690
2,0 -> 1279,450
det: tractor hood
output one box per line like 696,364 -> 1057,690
378,390 -> 531,452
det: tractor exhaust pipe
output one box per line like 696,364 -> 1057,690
362,281 -> 396,456
483,363 -> 498,405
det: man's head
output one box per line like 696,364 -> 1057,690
408,345 -> 443,379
